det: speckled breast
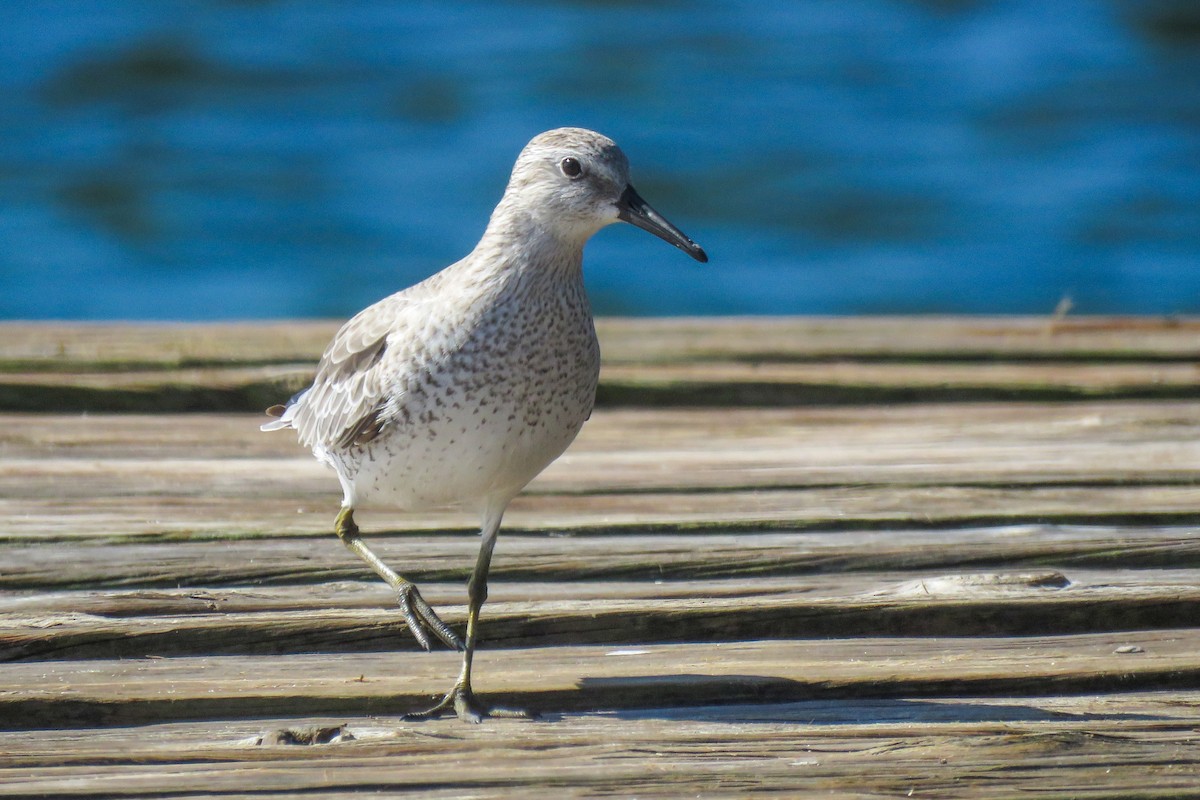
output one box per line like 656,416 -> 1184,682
336,280 -> 600,511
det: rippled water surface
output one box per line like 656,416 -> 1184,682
2,0 -> 1198,318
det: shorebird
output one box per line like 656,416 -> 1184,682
262,127 -> 707,722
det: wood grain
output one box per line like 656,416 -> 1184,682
2,317 -> 1199,797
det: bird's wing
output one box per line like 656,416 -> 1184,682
278,286 -> 445,452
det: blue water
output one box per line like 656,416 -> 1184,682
2,0 -> 1198,319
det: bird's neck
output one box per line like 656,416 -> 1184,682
474,204 -> 589,283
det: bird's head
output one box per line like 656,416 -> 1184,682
500,127 -> 707,263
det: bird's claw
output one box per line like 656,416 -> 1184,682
397,582 -> 463,651
403,684 -> 535,724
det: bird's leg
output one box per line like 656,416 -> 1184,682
334,507 -> 463,651
405,510 -> 533,723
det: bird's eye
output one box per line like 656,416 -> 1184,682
559,157 -> 583,178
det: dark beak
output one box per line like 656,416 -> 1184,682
616,184 -> 708,263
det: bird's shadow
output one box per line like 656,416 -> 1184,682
548,674 -> 1165,725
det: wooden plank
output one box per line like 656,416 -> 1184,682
1,693 -> 1199,798
1,402 -> 1197,546
592,316 -> 1200,362
3,358 -> 1198,412
5,691 -> 1198,761
596,358 -> 1200,406
3,569 -> 1199,661
4,485 -> 1200,544
3,318 -> 1199,411
8,401 -> 1200,466
8,568 -> 1190,616
2,631 -> 1198,729
3,359 -> 1197,412
5,522 -> 1200,590
5,403 -> 1198,489
4,318 -> 1199,368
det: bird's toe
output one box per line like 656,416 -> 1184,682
396,582 -> 463,651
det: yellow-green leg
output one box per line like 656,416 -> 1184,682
404,510 -> 533,723
335,507 -> 462,652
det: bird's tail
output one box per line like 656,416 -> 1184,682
260,409 -> 290,432
259,388 -> 308,432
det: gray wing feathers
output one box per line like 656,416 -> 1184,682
259,289 -> 415,451
294,308 -> 395,450
261,270 -> 467,451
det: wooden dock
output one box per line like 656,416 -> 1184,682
2,317 -> 1199,797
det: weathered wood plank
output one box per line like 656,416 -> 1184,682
5,403 -> 1199,494
4,486 -> 1200,547
593,316 -> 1200,361
4,318 -> 1199,368
4,569 -> 1199,661
5,523 -> 1200,590
596,358 -> 1200,406
1,404 -> 1197,548
5,691 -> 1198,762
6,402 -> 1200,462
3,358 -> 1198,412
9,568 -> 1189,616
2,693 -> 1199,799
3,318 -> 1199,411
2,631 -> 1198,730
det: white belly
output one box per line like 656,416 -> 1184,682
320,324 -> 599,511
330,401 -> 589,510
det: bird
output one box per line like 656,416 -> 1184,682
261,127 -> 707,723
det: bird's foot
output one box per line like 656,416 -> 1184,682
403,685 -> 536,724
397,582 -> 464,652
